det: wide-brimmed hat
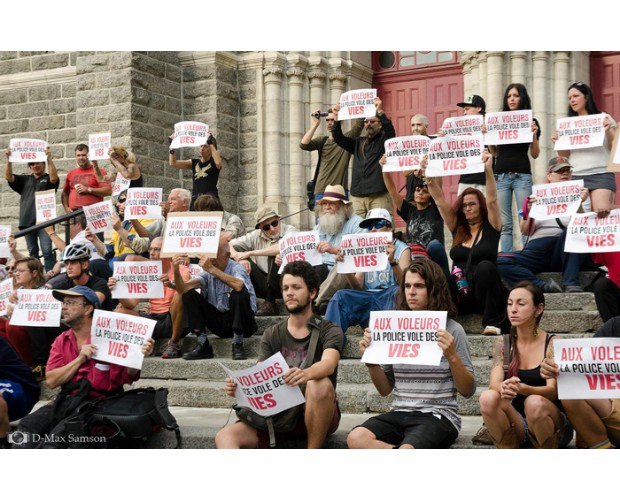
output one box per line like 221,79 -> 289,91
318,185 -> 351,205
254,207 -> 280,229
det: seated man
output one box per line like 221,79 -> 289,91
161,236 -> 257,361
230,206 -> 296,316
312,184 -> 366,311
193,193 -> 246,240
541,316 -> 620,449
0,336 -> 40,448
108,237 -> 190,341
324,208 -> 410,334
215,261 -> 343,449
13,286 -> 154,448
498,157 -> 589,293
347,258 -> 476,449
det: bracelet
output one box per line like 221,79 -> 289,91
169,150 -> 176,155
389,259 -> 398,267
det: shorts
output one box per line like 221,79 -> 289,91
255,401 -> 341,449
572,172 -> 617,192
139,311 -> 172,339
357,410 -> 458,449
0,380 -> 38,421
602,398 -> 620,447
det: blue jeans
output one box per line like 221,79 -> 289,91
495,173 -> 532,253
24,228 -> 56,272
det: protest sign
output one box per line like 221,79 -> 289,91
554,338 -> 620,399
564,209 -> 620,253
440,115 -> 483,136
337,233 -> 392,274
35,189 -> 57,224
425,135 -> 484,178
528,180 -> 584,221
555,114 -> 605,151
189,263 -> 203,280
278,231 -> 322,273
0,225 -> 10,259
88,133 -> 111,161
9,138 -> 47,163
338,89 -> 377,120
91,310 -> 155,370
112,261 -> 164,299
220,352 -> 305,417
383,136 -> 430,172
124,188 -> 163,220
161,211 -> 222,258
83,200 -> 115,234
9,289 -> 61,327
361,310 -> 446,366
112,172 -> 131,197
169,121 -> 209,149
484,111 -> 533,145
0,278 -> 13,317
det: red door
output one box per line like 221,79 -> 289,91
373,51 -> 464,227
591,51 -> 620,207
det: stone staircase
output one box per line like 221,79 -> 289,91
128,272 -> 602,448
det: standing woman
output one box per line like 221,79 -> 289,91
424,151 -> 509,336
492,83 -> 541,252
479,282 -> 573,448
93,146 -> 143,188
553,82 -> 617,217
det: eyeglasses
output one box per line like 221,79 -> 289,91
261,219 -> 279,232
368,220 -> 391,230
63,299 -> 88,307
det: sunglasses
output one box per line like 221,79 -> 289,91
261,219 -> 279,232
117,198 -> 127,204
369,220 -> 390,230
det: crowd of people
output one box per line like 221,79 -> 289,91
1,81 -> 619,449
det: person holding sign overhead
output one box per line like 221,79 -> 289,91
215,261 -> 343,449
92,146 -> 143,189
454,95 -> 487,195
4,146 -> 59,272
479,282 -> 573,448
347,258 -> 475,449
13,286 -> 154,448
552,81 -> 618,218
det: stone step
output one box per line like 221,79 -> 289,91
538,271 -> 603,289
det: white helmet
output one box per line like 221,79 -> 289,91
60,243 -> 92,262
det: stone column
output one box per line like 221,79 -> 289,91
553,51 -> 571,120
287,66 -> 307,227
532,51 -> 549,184
486,51 -> 505,112
329,72 -> 347,113
477,52 -> 488,102
262,65 -> 285,213
510,52 -> 528,84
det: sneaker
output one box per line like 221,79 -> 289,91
256,300 -> 279,316
564,285 -> 583,293
472,424 -> 494,445
183,341 -> 214,360
542,278 -> 562,293
161,340 -> 182,359
482,325 -> 502,336
32,365 -> 46,382
232,343 -> 247,360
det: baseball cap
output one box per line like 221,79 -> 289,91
359,208 -> 392,229
547,156 -> 573,172
52,286 -> 101,309
456,95 -> 486,113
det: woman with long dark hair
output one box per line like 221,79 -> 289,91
552,81 -> 617,218
491,83 -> 541,252
479,281 -> 573,448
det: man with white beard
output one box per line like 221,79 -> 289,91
312,185 -> 366,312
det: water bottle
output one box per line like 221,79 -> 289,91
451,266 -> 470,296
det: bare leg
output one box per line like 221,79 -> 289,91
479,389 -> 525,448
170,292 -> 183,342
215,421 -> 260,449
562,398 -> 612,447
524,395 -> 566,448
0,395 -> 9,439
304,378 -> 336,449
590,188 -> 614,217
347,426 -> 396,449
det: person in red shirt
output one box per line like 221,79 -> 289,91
61,144 -> 112,212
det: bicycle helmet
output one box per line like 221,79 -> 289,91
60,243 -> 92,262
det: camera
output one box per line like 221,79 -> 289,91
306,180 -> 316,211
312,111 -> 329,119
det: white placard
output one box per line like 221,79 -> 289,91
9,289 -> 62,327
554,338 -> 620,399
338,89 -> 377,120
35,189 -> 57,224
361,310 -> 447,366
564,209 -> 620,253
278,231 -> 322,273
112,172 -> 131,197
161,211 -> 222,258
90,310 -> 156,370
112,261 -> 164,299
0,225 -> 11,259
0,278 -> 13,317
555,114 -> 606,151
337,233 -> 391,274
189,263 -> 203,280
124,188 -> 163,220
83,200 -> 115,234
484,111 -> 533,145
440,115 -> 484,136
9,138 -> 47,163
170,121 -> 209,149
219,352 -> 305,417
88,133 -> 111,161
426,135 -> 485,178
383,136 -> 430,172
528,180 -> 584,221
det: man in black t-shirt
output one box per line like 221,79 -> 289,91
4,147 -> 59,272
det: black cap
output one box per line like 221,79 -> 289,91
456,95 -> 486,113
